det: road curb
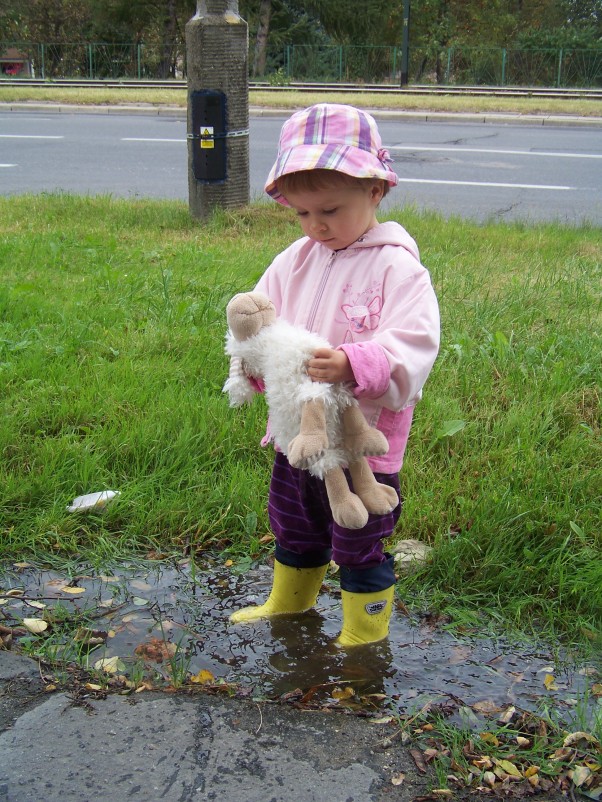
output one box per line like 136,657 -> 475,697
2,101 -> 602,127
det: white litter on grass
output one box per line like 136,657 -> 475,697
66,490 -> 120,513
392,539 -> 433,571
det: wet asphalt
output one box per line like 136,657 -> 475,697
0,648 -> 434,802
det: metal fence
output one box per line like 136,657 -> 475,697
281,44 -> 602,87
0,42 -> 182,80
2,41 -> 601,87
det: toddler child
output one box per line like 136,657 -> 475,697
229,103 -> 440,647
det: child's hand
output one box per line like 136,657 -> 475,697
307,348 -> 355,384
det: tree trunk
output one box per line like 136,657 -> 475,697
252,0 -> 272,77
159,0 -> 178,78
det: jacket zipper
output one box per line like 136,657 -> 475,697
306,250 -> 336,332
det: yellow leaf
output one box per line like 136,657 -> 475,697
60,586 -> 86,595
524,765 -> 540,778
544,673 -> 559,690
22,618 -> 48,634
13,562 -> 32,569
107,629 -> 116,638
391,773 -> 405,786
84,683 -> 103,691
527,774 -> 540,787
5,589 -> 25,597
493,759 -> 522,778
479,732 -> 500,746
190,669 -> 215,685
516,736 -> 531,748
332,686 -> 355,700
27,601 -> 46,609
224,559 -> 233,567
592,684 -> 602,697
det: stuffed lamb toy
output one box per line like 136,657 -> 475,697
223,291 -> 398,530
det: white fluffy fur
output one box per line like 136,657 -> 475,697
224,319 -> 357,479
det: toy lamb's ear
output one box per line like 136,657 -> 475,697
227,292 -> 276,341
223,357 -> 256,407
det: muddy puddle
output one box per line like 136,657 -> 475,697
1,559 -> 599,729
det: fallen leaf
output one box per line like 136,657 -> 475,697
516,736 -> 531,748
472,700 -> 503,715
22,618 -> 48,634
94,656 -> 124,674
564,732 -> 600,748
84,683 -> 103,691
544,673 -> 559,690
524,765 -> 540,778
498,705 -> 516,723
5,589 -> 24,597
592,684 -> 602,697
190,669 -> 215,685
479,732 -> 500,747
132,596 -> 148,606
483,771 -> 496,787
471,757 -> 493,771
571,765 -> 592,787
332,686 -> 355,700
60,586 -> 86,595
134,638 -> 177,663
391,772 -> 405,786
224,559 -> 234,567
493,758 -> 522,778
26,601 -> 46,610
410,748 -> 428,774
13,562 -> 32,569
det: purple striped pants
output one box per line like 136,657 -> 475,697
268,452 -> 402,576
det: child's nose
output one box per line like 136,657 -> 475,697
311,218 -> 326,232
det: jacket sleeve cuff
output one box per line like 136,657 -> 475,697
338,342 -> 390,398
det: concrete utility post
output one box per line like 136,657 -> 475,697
186,1 -> 249,219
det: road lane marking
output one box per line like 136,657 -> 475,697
0,134 -> 63,139
1,164 -> 17,167
389,145 -> 602,159
396,178 -> 574,190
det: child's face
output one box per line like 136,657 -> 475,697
283,182 -> 383,251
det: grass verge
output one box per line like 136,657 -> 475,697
1,84 -> 602,117
0,194 -> 600,648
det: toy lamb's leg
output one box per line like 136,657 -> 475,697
342,405 -> 389,459
288,398 -> 329,470
324,467 -> 369,530
348,457 -> 399,515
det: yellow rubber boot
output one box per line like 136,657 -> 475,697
336,586 -> 395,647
229,560 -> 328,624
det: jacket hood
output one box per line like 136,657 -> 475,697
344,221 -> 420,261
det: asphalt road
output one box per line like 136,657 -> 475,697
1,108 -> 601,224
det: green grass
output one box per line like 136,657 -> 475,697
1,84 -> 602,117
0,195 -> 600,646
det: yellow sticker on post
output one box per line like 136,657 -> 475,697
200,126 -> 214,149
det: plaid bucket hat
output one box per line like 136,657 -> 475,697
264,103 -> 399,206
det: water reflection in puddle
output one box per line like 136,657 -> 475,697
1,560 -> 598,728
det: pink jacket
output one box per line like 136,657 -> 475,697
255,221 -> 440,472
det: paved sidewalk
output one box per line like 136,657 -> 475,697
0,648 -> 573,802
